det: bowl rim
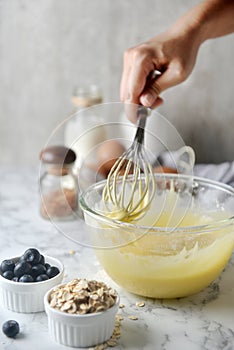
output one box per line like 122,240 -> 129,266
80,173 -> 234,234
0,255 -> 64,286
44,282 -> 120,318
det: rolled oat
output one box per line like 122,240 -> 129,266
128,315 -> 138,320
136,302 -> 145,307
49,278 -> 117,315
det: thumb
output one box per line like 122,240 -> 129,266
140,67 -> 181,107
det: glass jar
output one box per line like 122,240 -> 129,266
71,85 -> 103,109
64,85 -> 106,168
39,146 -> 79,221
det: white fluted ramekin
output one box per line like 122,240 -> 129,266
44,284 -> 120,348
0,256 -> 64,313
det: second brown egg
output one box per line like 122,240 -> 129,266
96,140 -> 126,178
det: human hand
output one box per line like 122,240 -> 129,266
120,28 -> 200,115
120,0 -> 234,122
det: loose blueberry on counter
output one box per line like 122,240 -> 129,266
2,320 -> 20,338
36,274 -> 49,282
0,259 -> 15,273
19,274 -> 34,283
14,261 -> 31,278
23,248 -> 41,265
2,271 -> 14,280
31,264 -> 46,278
46,266 -> 60,278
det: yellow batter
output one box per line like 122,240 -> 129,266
95,210 -> 234,298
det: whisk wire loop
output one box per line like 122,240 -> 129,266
103,106 -> 156,221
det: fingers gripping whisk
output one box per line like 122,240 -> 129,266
103,106 -> 156,221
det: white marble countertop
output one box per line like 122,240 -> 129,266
1,166 -> 234,350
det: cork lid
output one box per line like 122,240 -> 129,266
40,146 -> 76,165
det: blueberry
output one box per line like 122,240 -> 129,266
0,259 -> 15,273
12,277 -> 19,282
23,248 -> 41,265
31,264 -> 46,278
39,254 -> 45,265
18,255 -> 26,262
46,266 -> 60,279
2,320 -> 20,338
2,271 -> 14,280
14,261 -> 31,278
19,274 -> 34,283
36,274 -> 49,282
45,263 -> 51,270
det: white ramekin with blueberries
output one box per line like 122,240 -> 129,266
0,248 -> 64,313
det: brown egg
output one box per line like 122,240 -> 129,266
97,140 -> 126,165
98,158 -> 118,178
101,159 -> 142,178
118,160 -> 139,176
154,166 -> 178,174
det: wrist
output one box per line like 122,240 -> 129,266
167,16 -> 204,49
168,0 -> 234,45
167,1 -> 218,47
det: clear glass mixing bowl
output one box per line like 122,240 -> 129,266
80,173 -> 234,298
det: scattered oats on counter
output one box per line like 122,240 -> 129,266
119,303 -> 125,308
136,301 -> 145,307
93,315 -> 122,350
68,250 -> 76,255
116,315 -> 123,321
49,278 -> 117,314
106,339 -> 117,347
128,315 -> 138,321
94,345 -> 107,350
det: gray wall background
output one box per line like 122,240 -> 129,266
0,0 -> 233,165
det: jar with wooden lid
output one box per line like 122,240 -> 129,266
39,146 -> 79,220
64,85 -> 106,168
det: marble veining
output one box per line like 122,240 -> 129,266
0,166 -> 234,350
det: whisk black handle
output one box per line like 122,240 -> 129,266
134,106 -> 149,145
